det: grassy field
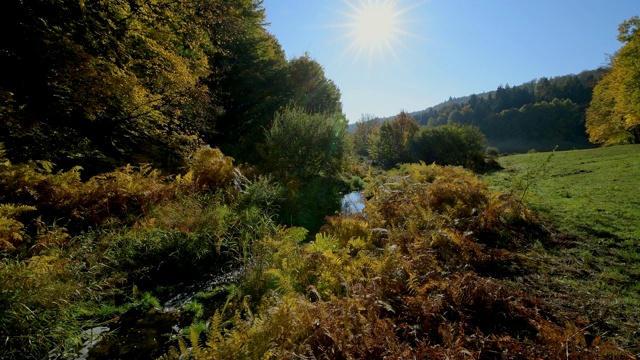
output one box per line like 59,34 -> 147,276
485,144 -> 640,354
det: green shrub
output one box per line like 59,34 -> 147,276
410,124 -> 488,170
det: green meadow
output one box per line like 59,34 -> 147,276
485,144 -> 640,352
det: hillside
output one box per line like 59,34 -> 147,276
350,68 -> 607,154
485,144 -> 640,354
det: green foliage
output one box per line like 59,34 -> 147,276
406,69 -> 604,153
183,300 -> 205,320
410,124 -> 489,170
263,106 -> 348,231
187,147 -> 236,191
286,55 -> 343,115
486,145 -> 640,352
167,162 -> 631,359
350,115 -> 380,157
0,1 -> 345,173
0,252 -> 102,359
509,146 -> 557,202
0,146 -> 287,359
264,106 -> 347,181
0,204 -> 36,251
0,0 -> 215,173
368,111 -> 419,168
0,158 -> 171,242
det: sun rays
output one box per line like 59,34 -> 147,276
337,0 -> 419,67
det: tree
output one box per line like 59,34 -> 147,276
0,0 -> 215,174
351,115 -> 380,157
410,124 -> 488,170
534,77 -> 556,103
197,0 -> 288,162
262,106 -> 348,231
263,107 -> 347,181
368,111 -> 419,168
586,16 -> 640,144
286,55 -> 343,115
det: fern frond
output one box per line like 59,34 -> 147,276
265,268 -> 294,294
206,309 -> 224,350
190,325 -> 202,358
0,203 -> 37,217
177,336 -> 189,358
407,272 -> 421,296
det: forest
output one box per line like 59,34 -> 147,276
1,0 -> 640,359
353,69 -> 607,155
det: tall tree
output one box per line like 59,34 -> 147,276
262,106 -> 348,231
586,16 -> 640,144
0,0 -> 215,173
351,115 -> 380,157
369,111 -> 419,168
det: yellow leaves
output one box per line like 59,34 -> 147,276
265,268 -> 295,294
307,232 -> 338,253
406,271 -> 421,296
0,204 -> 36,251
321,216 -> 369,248
189,146 -> 235,191
586,17 -> 640,144
207,309 -> 225,350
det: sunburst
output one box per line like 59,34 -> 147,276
338,0 -> 417,66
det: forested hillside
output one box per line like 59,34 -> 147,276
352,68 -> 607,153
0,0 -> 342,175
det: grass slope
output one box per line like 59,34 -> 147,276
485,144 -> 640,355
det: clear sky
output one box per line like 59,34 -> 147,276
262,0 -> 639,123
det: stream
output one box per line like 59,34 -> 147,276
341,191 -> 365,216
60,268 -> 242,360
59,193 -> 363,359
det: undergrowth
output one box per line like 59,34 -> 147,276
0,146 -> 281,359
2,145 -> 636,359
162,163 -> 633,359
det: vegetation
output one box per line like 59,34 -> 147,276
485,145 -> 640,354
351,68 -> 605,154
586,17 -> 640,144
160,163 -> 633,359
0,143 -> 282,358
354,111 -> 495,171
262,106 -> 349,232
0,0 -> 342,174
1,1 -> 639,358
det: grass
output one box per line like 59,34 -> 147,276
484,144 -> 640,355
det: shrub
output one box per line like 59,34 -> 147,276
410,124 -> 488,170
187,147 -> 236,191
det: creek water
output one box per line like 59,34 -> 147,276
61,268 -> 242,360
341,191 -> 365,216
62,194 -> 364,359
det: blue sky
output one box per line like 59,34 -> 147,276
262,0 -> 639,123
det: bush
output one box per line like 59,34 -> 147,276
187,147 -> 236,191
410,124 -> 488,170
262,107 -> 348,232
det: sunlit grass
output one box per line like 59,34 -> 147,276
485,144 -> 640,353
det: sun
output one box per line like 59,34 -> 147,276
339,0 -> 415,65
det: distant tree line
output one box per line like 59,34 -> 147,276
400,69 -> 608,153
